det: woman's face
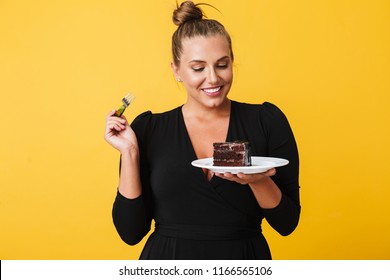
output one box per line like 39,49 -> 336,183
172,35 -> 233,109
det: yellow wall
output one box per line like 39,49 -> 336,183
1,0 -> 389,260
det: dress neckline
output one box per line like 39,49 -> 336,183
178,101 -> 234,183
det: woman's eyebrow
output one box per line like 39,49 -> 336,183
189,56 -> 230,63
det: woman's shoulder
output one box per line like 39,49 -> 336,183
233,100 -> 295,143
259,102 -> 288,121
133,106 -> 181,121
232,100 -> 291,131
232,100 -> 286,118
131,106 -> 182,135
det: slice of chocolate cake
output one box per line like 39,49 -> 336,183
213,141 -> 252,166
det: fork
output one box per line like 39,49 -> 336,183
115,93 -> 136,117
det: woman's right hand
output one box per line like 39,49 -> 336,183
104,110 -> 139,154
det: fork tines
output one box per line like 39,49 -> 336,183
122,93 -> 135,107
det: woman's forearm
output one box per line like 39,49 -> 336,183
249,177 -> 282,209
118,149 -> 142,199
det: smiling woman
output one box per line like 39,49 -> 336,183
172,35 -> 233,108
1,0 -> 389,262
104,0 -> 300,260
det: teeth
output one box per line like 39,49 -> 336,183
203,87 -> 221,93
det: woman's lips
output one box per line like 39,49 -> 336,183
202,86 -> 223,97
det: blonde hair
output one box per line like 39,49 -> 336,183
172,1 -> 234,66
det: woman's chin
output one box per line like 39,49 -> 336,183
202,96 -> 230,108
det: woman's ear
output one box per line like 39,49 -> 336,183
171,62 -> 182,82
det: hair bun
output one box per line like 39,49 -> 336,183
173,1 -> 204,26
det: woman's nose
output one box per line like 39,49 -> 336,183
208,67 -> 219,84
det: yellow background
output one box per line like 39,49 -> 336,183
1,0 -> 389,260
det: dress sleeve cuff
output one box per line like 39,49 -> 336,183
260,193 -> 287,214
115,190 -> 142,204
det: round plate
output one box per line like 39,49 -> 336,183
191,156 -> 289,174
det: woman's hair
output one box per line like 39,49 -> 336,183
172,0 -> 234,66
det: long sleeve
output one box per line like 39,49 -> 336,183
112,192 -> 151,245
259,102 -> 301,236
112,111 -> 154,245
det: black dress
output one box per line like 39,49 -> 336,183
112,101 -> 301,260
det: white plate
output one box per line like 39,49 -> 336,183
191,156 -> 289,174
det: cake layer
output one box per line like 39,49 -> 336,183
213,150 -> 246,160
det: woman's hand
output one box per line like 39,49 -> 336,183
215,168 -> 276,186
104,110 -> 139,154
215,168 -> 281,208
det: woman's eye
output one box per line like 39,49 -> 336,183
217,64 -> 228,69
191,63 -> 228,72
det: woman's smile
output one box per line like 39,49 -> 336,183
202,86 -> 223,96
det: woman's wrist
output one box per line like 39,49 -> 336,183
249,177 -> 282,209
120,146 -> 139,161
248,176 -> 274,189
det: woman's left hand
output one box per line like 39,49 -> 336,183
215,168 -> 276,185
216,168 -> 281,208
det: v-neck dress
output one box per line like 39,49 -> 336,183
112,101 -> 301,260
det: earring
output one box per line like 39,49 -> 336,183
177,78 -> 182,82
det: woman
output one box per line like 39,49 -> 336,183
104,0 -> 300,260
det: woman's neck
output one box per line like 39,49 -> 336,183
182,98 -> 231,121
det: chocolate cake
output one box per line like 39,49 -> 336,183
213,141 -> 252,166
